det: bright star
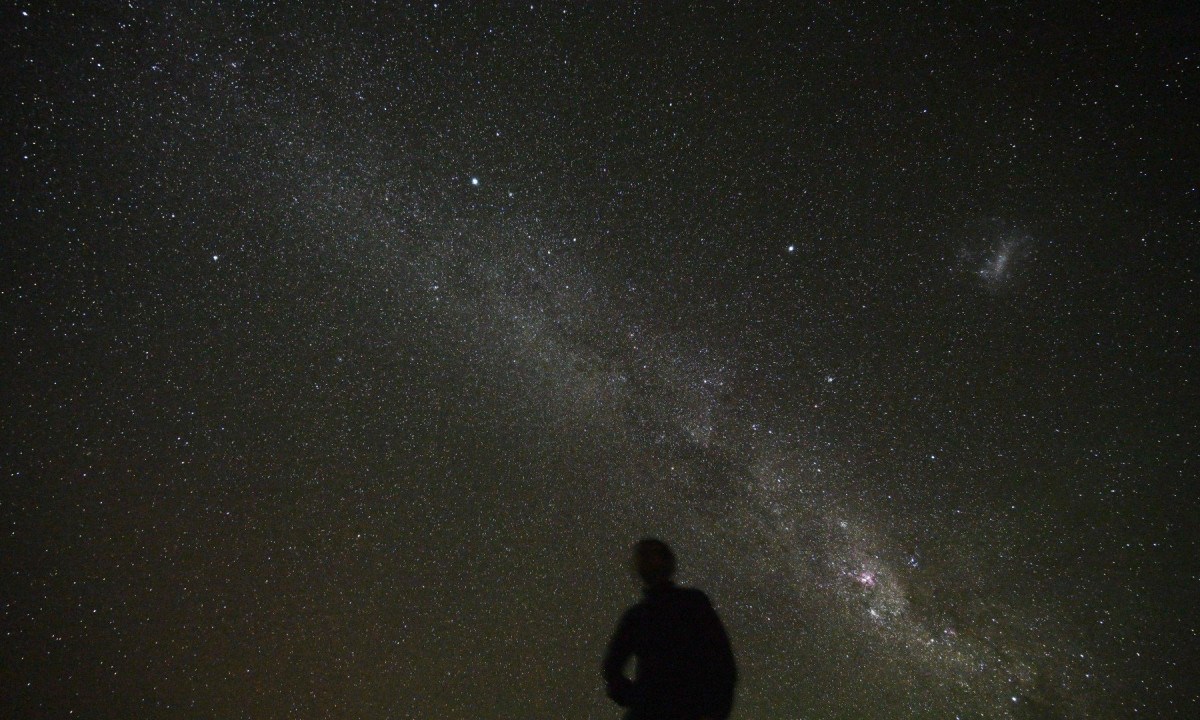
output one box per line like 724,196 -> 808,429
471,177 -> 480,186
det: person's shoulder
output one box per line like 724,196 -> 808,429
621,598 -> 653,622
676,586 -> 714,607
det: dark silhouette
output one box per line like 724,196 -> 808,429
603,539 -> 737,720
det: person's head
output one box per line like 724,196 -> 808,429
633,538 -> 676,585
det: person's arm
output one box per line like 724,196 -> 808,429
602,609 -> 638,707
697,595 -> 737,720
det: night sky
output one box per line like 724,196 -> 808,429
3,3 -> 1196,719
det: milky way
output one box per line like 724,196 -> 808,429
4,4 -> 1195,719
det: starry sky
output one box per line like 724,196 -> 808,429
3,3 -> 1197,719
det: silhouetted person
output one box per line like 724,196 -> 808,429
603,538 -> 737,720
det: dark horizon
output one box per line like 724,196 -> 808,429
2,3 -> 1195,718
